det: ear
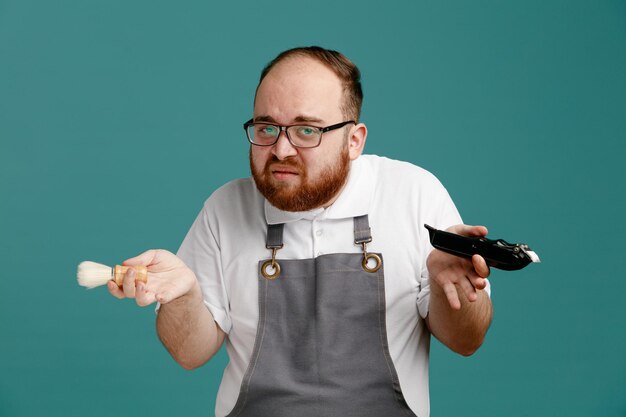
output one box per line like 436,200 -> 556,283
347,123 -> 367,160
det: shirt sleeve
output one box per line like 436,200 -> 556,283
176,205 -> 232,334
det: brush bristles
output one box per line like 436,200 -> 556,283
77,261 -> 113,288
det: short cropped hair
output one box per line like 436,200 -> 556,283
257,46 -> 363,122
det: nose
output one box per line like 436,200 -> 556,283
271,130 -> 298,160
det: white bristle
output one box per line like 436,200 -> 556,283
77,261 -> 113,288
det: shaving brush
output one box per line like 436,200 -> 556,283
77,261 -> 148,288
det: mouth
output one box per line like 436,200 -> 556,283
270,165 -> 300,181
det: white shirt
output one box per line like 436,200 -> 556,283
178,154 -> 470,417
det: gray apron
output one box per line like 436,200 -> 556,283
226,215 -> 417,417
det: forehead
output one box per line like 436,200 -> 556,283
254,56 -> 344,123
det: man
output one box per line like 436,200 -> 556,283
109,46 -> 492,417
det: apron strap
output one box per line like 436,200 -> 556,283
353,214 -> 372,244
266,216 -> 372,247
266,223 -> 285,249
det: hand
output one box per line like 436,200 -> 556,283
107,249 -> 199,307
426,224 -> 491,310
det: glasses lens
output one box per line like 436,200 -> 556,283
248,124 -> 279,145
287,126 -> 322,147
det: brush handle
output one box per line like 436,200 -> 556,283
113,265 -> 148,286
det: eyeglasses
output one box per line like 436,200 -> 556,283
243,119 -> 355,148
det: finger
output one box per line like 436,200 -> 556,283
458,275 -> 478,302
107,280 -> 125,299
464,265 -> 488,292
122,268 -> 137,298
122,249 -> 159,267
472,276 -> 488,291
135,282 -> 156,307
441,281 -> 462,310
464,267 -> 488,290
472,254 -> 491,278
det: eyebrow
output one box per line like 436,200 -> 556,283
254,115 -> 325,125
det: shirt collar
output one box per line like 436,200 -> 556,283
264,155 -> 372,225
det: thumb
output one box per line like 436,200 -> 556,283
447,224 -> 488,238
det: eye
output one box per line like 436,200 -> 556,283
257,125 -> 278,137
296,126 -> 316,136
296,126 -> 320,139
263,126 -> 277,135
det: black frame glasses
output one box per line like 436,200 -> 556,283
243,119 -> 355,148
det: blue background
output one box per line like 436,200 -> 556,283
1,1 -> 625,416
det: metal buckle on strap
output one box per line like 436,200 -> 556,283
354,215 -> 382,273
261,246 -> 282,280
263,224 -> 284,280
360,241 -> 382,273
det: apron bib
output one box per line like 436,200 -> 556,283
226,215 -> 417,417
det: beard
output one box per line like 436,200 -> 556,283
250,146 -> 351,212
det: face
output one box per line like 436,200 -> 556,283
250,57 -> 366,212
